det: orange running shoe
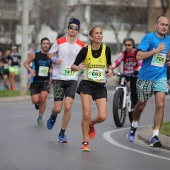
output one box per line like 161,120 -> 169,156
88,124 -> 96,139
81,141 -> 90,152
10,85 -> 15,90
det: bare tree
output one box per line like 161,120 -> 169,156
148,0 -> 170,32
92,0 -> 148,53
28,0 -> 82,48
36,0 -> 85,38
161,0 -> 169,15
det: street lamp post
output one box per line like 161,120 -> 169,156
20,0 -> 29,96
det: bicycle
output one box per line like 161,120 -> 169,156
112,72 -> 134,127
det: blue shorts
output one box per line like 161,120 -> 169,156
136,77 -> 168,102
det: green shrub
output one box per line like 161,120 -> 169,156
0,90 -> 20,97
0,90 -> 30,97
160,121 -> 170,137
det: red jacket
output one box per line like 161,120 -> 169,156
112,49 -> 142,77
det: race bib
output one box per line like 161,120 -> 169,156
38,66 -> 49,76
13,65 -> 19,69
29,62 -> 32,67
88,68 -> 104,80
62,66 -> 76,77
4,63 -> 9,69
151,53 -> 166,67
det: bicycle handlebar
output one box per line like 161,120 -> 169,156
113,71 -> 139,76
113,72 -> 122,76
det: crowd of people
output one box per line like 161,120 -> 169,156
1,15 -> 170,152
0,46 -> 21,90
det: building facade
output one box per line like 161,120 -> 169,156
0,0 -> 19,50
0,0 -> 168,53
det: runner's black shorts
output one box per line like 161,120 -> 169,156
53,80 -> 77,101
3,69 -> 9,76
30,80 -> 50,95
76,80 -> 107,100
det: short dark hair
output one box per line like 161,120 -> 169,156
123,37 -> 135,48
41,37 -> 50,44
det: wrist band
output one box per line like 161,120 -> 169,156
51,56 -> 58,64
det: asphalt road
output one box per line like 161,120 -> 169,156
0,90 -> 170,170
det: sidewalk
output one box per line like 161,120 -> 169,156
138,126 -> 170,150
0,95 -> 31,103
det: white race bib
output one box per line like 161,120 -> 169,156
88,68 -> 104,80
62,66 -> 76,77
38,66 -> 49,76
151,53 -> 166,67
4,63 -> 9,69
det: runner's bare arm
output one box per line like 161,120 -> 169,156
136,43 -> 166,60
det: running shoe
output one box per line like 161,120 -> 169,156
81,141 -> 90,152
58,133 -> 68,143
128,126 -> 137,142
150,135 -> 162,147
1,85 -> 5,90
5,85 -> 9,90
1,85 -> 8,90
35,103 -> 40,110
47,114 -> 57,130
10,85 -> 15,90
37,117 -> 43,125
88,124 -> 96,139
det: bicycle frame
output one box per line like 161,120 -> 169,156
113,72 -> 134,126
115,74 -> 133,112
126,88 -> 133,112
115,86 -> 126,108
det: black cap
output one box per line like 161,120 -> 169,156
68,18 -> 80,29
12,46 -> 17,50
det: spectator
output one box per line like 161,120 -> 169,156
8,46 -> 21,90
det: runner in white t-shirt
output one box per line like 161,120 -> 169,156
47,18 -> 85,143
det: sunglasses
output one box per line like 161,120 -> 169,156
125,44 -> 132,46
68,25 -> 79,31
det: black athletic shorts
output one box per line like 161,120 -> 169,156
30,80 -> 50,95
53,80 -> 77,101
76,80 -> 107,100
3,69 -> 9,76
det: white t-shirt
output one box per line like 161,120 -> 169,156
49,36 -> 85,80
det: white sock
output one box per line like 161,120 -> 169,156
153,130 -> 159,137
132,121 -> 138,128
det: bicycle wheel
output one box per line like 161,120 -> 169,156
113,89 -> 126,127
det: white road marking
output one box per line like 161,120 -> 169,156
103,126 -> 170,161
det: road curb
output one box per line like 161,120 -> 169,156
0,95 -> 31,103
138,126 -> 170,150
